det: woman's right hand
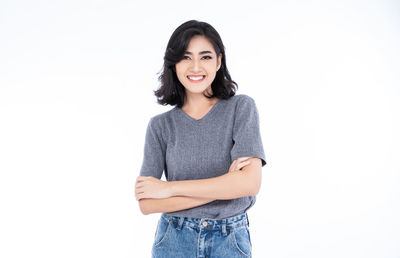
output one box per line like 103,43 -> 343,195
228,157 -> 252,173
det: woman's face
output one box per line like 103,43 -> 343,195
175,35 -> 222,96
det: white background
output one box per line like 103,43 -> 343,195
1,0 -> 399,257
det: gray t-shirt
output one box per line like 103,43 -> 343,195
139,94 -> 267,219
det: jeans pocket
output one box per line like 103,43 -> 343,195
153,218 -> 172,248
230,226 -> 252,257
246,225 -> 252,247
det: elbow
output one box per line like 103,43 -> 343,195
239,159 -> 262,197
235,175 -> 261,197
248,185 -> 260,197
138,199 -> 152,215
248,179 -> 261,197
240,183 -> 260,197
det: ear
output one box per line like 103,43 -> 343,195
217,53 -> 222,71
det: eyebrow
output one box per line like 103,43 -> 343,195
184,50 -> 213,55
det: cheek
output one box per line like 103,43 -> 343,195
209,59 -> 219,68
175,63 -> 186,76
206,63 -> 219,74
175,65 -> 188,84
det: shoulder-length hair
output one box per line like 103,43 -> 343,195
154,20 -> 238,108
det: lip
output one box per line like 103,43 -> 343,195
187,75 -> 206,83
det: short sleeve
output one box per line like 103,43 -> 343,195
230,95 -> 267,167
139,117 -> 167,179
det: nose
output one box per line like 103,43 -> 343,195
190,58 -> 201,73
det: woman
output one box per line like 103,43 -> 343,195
136,20 -> 267,258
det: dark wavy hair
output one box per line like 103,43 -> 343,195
154,20 -> 238,108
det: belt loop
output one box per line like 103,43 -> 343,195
222,218 -> 227,236
176,217 -> 185,230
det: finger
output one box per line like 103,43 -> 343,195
136,176 -> 148,183
240,160 -> 251,165
135,190 -> 139,199
135,181 -> 144,188
238,160 -> 250,170
237,157 -> 251,161
136,192 -> 146,201
135,188 -> 143,195
229,161 -> 237,172
136,190 -> 144,200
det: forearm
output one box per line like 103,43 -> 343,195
139,196 -> 215,215
169,170 -> 257,200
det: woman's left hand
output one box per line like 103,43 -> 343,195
135,176 -> 172,200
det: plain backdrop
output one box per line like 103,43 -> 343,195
0,0 -> 399,257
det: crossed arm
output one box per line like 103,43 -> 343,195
135,157 -> 262,215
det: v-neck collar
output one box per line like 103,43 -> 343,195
175,98 -> 222,123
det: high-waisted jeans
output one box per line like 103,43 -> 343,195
151,212 -> 252,258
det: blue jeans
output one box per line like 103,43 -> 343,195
151,212 -> 252,258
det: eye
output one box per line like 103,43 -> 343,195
202,56 -> 212,60
182,55 -> 191,60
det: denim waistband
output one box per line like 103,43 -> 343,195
161,212 -> 249,235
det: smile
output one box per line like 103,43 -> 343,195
187,75 -> 206,82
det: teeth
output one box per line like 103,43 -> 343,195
188,76 -> 204,81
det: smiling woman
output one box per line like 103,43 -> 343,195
136,20 -> 267,258
175,39 -> 221,90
